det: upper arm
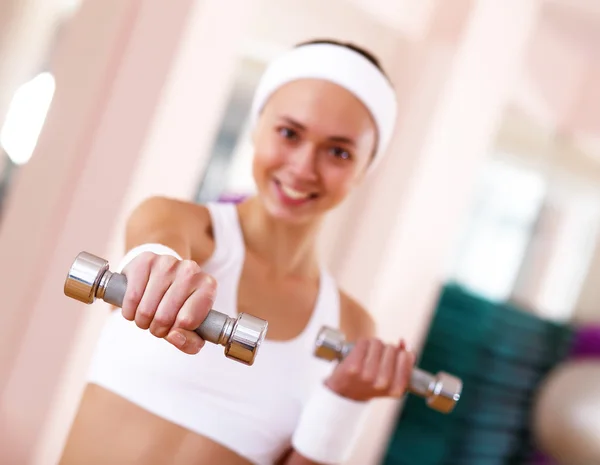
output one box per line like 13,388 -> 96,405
339,291 -> 376,341
125,196 -> 213,262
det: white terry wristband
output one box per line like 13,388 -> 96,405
117,243 -> 182,273
292,383 -> 370,464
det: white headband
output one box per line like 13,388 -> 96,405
249,43 -> 397,174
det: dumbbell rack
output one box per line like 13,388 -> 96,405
382,284 -> 574,465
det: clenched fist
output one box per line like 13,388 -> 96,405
325,338 -> 416,401
120,252 -> 217,354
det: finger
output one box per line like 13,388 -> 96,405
148,260 -> 206,338
339,338 -> 369,375
361,339 -> 384,384
165,328 -> 206,355
148,279 -> 191,338
120,254 -> 153,321
407,350 -> 417,370
173,273 -> 217,331
374,344 -> 397,391
134,260 -> 176,330
390,350 -> 413,397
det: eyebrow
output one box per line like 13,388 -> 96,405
279,116 -> 356,147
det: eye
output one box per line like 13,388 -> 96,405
277,127 -> 298,140
329,146 -> 352,161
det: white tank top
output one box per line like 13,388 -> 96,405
87,201 -> 340,464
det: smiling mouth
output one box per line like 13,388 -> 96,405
274,179 -> 318,203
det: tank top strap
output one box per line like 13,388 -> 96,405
203,201 -> 246,272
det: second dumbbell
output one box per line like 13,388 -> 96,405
314,326 -> 463,413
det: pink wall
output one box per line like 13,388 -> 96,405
0,0 -> 67,128
0,0 -> 201,462
568,62 -> 600,134
520,2 -> 600,136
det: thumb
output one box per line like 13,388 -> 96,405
166,328 -> 206,355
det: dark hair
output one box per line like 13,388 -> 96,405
295,39 -> 390,82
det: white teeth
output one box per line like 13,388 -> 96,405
280,183 -> 311,200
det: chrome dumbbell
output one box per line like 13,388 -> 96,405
64,251 -> 268,366
314,326 -> 462,413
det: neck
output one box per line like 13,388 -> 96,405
236,196 -> 322,279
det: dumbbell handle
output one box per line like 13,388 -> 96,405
64,251 -> 268,365
316,327 -> 462,413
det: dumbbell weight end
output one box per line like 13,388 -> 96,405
314,326 -> 462,413
64,251 -> 268,365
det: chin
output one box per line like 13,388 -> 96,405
262,197 -> 320,225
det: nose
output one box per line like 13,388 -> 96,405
288,144 -> 318,180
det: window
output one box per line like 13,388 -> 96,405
447,156 -> 547,301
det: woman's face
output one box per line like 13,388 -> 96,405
252,78 -> 378,225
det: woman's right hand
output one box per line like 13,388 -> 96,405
119,251 -> 217,355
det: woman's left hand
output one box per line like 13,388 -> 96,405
324,338 -> 416,402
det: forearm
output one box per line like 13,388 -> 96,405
281,382 -> 369,465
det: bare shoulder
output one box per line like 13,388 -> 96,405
128,195 -> 205,219
126,196 -> 215,263
339,290 -> 377,341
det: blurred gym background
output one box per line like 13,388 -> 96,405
0,0 -> 598,464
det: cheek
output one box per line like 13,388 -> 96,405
253,137 -> 283,172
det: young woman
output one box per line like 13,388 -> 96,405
59,39 -> 416,465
